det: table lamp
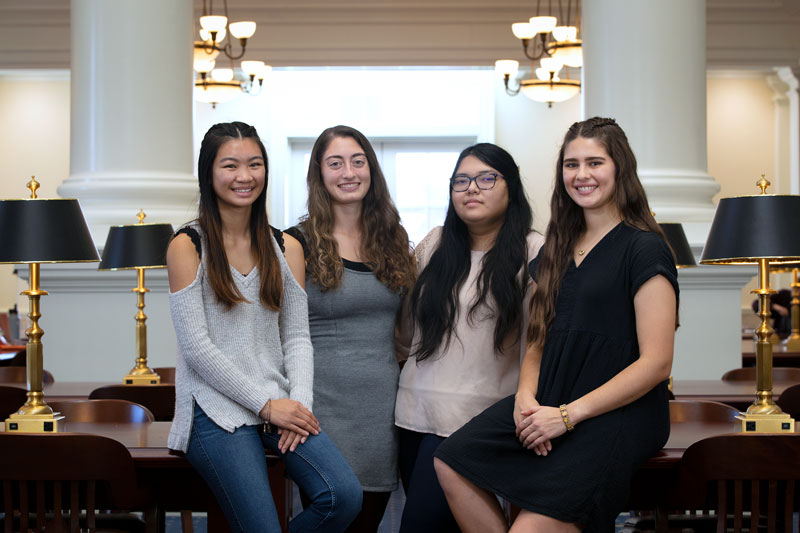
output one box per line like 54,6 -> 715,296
99,210 -> 173,385
659,223 -> 696,268
0,177 -> 99,432
769,262 -> 800,351
700,175 -> 800,433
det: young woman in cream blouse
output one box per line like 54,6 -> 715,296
395,143 -> 544,532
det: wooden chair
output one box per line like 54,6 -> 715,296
721,366 -> 800,382
152,366 -> 176,383
668,399 -> 740,423
677,434 -> 800,533
89,384 -> 175,421
777,383 -> 800,419
48,399 -> 155,423
626,400 -> 740,532
0,365 -> 55,384
0,433 -> 156,532
0,384 -> 28,418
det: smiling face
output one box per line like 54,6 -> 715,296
212,138 -> 266,210
451,155 -> 509,230
320,136 -> 371,207
562,136 -> 618,216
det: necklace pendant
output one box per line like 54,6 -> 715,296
578,249 -> 585,256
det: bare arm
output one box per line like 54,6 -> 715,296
282,232 -> 306,289
519,274 -> 676,450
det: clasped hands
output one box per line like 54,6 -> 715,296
514,396 -> 568,456
260,399 -> 320,454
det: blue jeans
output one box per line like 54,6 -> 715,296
186,405 -> 362,533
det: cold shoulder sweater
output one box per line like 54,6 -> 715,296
167,223 -> 314,452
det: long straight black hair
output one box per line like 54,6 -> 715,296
197,121 -> 282,310
410,143 -> 533,362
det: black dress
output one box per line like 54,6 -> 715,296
434,223 -> 679,532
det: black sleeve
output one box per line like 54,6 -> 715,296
270,226 -> 286,253
283,225 -> 309,259
629,232 -> 679,303
174,226 -> 202,259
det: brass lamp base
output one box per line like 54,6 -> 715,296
124,372 -> 161,385
785,336 -> 800,351
736,412 -> 795,433
5,412 -> 65,433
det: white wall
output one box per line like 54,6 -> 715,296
0,74 -> 70,325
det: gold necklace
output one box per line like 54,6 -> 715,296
578,249 -> 586,256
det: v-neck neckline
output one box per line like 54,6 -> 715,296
572,222 -> 622,269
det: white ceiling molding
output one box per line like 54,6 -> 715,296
0,0 -> 797,69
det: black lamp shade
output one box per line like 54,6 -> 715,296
0,199 -> 99,263
99,223 -> 175,270
659,223 -> 696,268
701,195 -> 800,264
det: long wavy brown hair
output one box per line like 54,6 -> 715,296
299,125 -> 415,293
197,122 -> 282,310
527,117 -> 668,349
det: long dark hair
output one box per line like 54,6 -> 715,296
299,125 -> 415,293
410,143 -> 533,362
528,117 -> 667,348
197,121 -> 282,310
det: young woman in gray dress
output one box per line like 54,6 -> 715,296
285,125 -> 416,532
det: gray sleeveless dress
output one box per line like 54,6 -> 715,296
286,226 -> 401,491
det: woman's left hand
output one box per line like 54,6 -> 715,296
517,405 -> 568,453
276,428 -> 307,453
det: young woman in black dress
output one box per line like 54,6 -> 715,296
433,117 -> 679,532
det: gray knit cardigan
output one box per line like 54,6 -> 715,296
167,224 -> 313,452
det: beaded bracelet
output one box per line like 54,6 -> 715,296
559,404 -> 575,432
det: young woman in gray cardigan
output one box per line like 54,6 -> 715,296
167,121 -> 361,532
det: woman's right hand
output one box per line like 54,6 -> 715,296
513,393 -> 551,456
261,399 -> 320,436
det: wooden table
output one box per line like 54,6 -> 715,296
672,379 -> 795,411
0,381 -> 114,401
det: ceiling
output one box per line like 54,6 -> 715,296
0,0 -> 798,71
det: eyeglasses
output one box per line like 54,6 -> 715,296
450,172 -> 502,192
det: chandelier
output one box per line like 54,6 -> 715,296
193,0 -> 271,107
495,0 -> 582,107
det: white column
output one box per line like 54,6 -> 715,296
59,0 -> 197,243
582,0 -> 752,380
582,0 -> 720,226
776,67 -> 800,195
30,0 -> 195,381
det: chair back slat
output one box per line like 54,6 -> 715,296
749,479 -> 759,532
86,479 -> 96,532
732,479 -> 743,532
716,480 -> 726,533
3,480 -> 11,533
18,480 -> 28,532
70,480 -> 79,532
36,480 -> 46,531
52,480 -> 63,530
784,480 -> 795,533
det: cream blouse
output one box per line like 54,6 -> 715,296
394,227 -> 545,437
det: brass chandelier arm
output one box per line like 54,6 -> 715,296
521,34 -> 552,61
502,74 -> 522,96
